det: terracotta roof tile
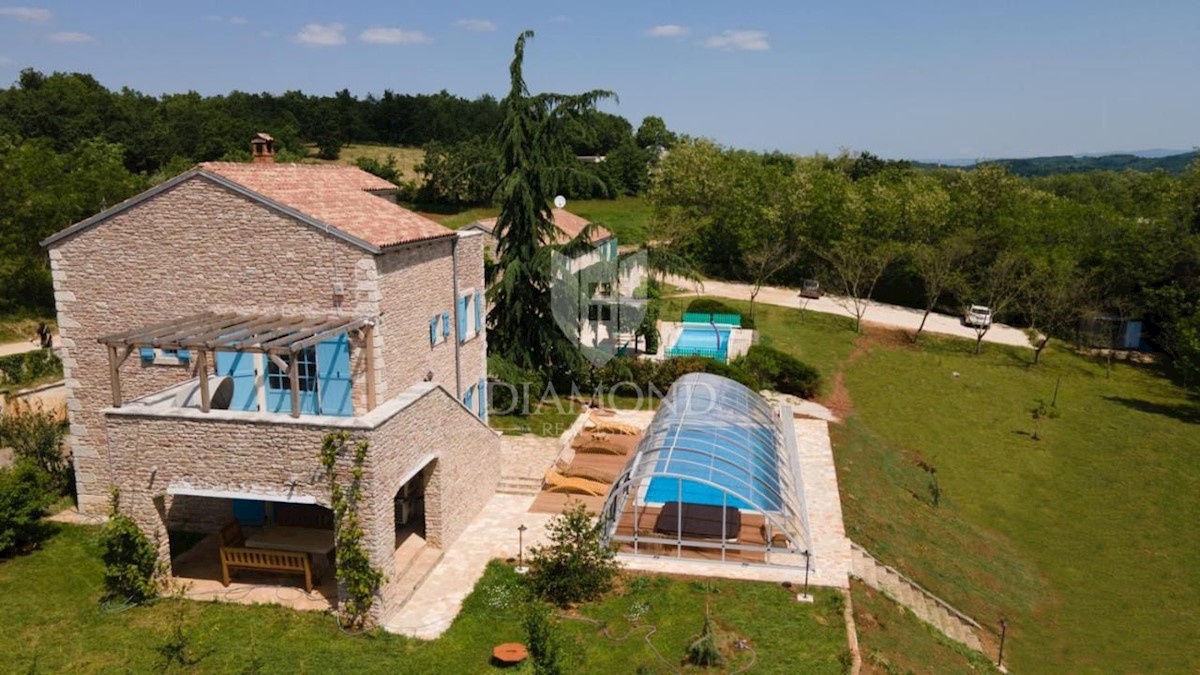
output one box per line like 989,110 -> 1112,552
198,162 -> 452,249
469,208 -> 612,245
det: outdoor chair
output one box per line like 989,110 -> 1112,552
543,469 -> 609,496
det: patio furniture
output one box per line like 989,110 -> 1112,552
543,469 -> 608,496
492,642 -> 529,666
220,547 -> 315,592
654,501 -> 741,541
554,459 -> 616,484
219,520 -> 245,547
244,525 -> 335,555
586,416 -> 639,435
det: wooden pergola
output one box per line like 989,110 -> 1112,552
97,311 -> 376,417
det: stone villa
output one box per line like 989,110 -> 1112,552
41,135 -> 500,620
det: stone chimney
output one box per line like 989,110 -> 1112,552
250,133 -> 275,164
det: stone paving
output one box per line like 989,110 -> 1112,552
382,493 -> 554,639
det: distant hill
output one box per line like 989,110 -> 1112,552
913,150 -> 1198,176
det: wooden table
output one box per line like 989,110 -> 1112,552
244,526 -> 335,555
492,642 -> 529,665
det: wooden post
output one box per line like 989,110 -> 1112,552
107,344 -> 122,407
363,324 -> 376,412
288,353 -> 300,418
196,350 -> 211,413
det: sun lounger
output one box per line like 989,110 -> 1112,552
543,469 -> 609,496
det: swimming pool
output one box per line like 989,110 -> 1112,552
642,425 -> 782,512
666,323 -> 731,361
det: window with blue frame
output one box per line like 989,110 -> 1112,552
265,347 -> 319,415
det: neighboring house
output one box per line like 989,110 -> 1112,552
41,136 -> 498,622
461,208 -> 615,263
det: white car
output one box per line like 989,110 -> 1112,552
963,305 -> 993,328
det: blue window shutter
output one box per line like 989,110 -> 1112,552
442,311 -> 451,338
464,383 -> 474,410
316,335 -> 352,416
457,296 -> 468,341
214,351 -> 258,412
139,347 -> 155,361
475,290 -> 483,334
430,316 -> 438,345
478,377 -> 487,419
176,349 -> 191,362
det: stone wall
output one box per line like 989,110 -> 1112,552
103,382 -> 499,621
359,385 -> 500,616
48,176 -> 378,514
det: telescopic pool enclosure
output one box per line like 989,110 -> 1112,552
600,373 -> 812,569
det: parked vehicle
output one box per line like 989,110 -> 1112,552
963,305 -> 993,328
799,279 -> 821,299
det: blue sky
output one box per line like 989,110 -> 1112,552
1,1 -> 1197,160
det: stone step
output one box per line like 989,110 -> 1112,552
390,545 -> 443,610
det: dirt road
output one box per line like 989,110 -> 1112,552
665,276 -> 1033,348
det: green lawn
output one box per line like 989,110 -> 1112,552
840,335 -> 1200,673
852,581 -> 999,675
309,143 -> 426,179
653,298 -> 1199,672
0,524 -> 848,673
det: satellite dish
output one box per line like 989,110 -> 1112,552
553,195 -> 567,209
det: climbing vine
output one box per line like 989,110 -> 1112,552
320,431 -> 384,630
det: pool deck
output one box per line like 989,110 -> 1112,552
658,321 -> 754,361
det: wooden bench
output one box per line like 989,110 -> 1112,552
219,546 -> 315,592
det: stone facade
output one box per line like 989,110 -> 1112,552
46,170 -> 499,621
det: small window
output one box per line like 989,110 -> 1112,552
266,347 -> 318,392
459,291 -> 482,342
140,347 -> 190,366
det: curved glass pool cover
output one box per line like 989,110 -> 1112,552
600,373 -> 811,565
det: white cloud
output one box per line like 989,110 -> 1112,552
0,7 -> 52,22
359,26 -> 432,45
455,18 -> 495,32
646,24 -> 688,38
294,22 -> 345,47
704,29 -> 769,51
207,15 -> 248,25
49,31 -> 92,43
229,16 -> 247,25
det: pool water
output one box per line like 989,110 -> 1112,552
643,425 -> 782,512
674,326 -> 730,350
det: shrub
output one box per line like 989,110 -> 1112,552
488,355 -> 548,416
0,349 -> 63,389
593,355 -> 756,397
0,400 -> 70,493
733,345 -> 822,398
0,461 -> 54,556
99,490 -> 160,604
526,502 -> 619,606
523,601 -> 566,675
685,610 -> 725,667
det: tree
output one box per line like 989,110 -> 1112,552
0,400 -> 69,494
635,115 -> 676,150
819,237 -> 899,333
743,223 -> 802,321
487,30 -> 615,372
909,235 -> 972,340
1021,256 -> 1088,364
526,501 -> 619,606
966,251 -> 1030,354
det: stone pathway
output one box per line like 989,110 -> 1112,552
849,542 -> 983,652
381,494 -> 554,639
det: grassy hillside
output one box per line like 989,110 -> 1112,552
308,144 -> 425,180
661,295 -> 1199,673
